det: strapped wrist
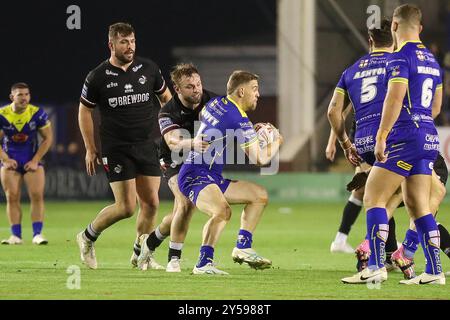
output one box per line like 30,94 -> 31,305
343,144 -> 352,151
339,137 -> 352,150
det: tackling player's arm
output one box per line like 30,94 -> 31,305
374,81 -> 407,162
0,130 -> 17,170
78,102 -> 100,176
243,132 -> 283,167
25,124 -> 53,172
159,110 -> 209,154
163,129 -> 209,153
431,85 -> 443,119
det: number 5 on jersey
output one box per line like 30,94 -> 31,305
361,76 -> 378,103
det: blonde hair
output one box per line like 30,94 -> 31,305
393,4 -> 422,27
226,71 -> 259,95
170,63 -> 199,87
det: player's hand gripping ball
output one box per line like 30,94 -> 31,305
254,122 -> 279,148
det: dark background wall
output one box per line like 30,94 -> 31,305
0,0 -> 276,105
0,1 -> 277,200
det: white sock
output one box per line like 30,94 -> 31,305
155,226 -> 167,241
169,241 -> 183,250
348,194 -> 363,206
334,232 -> 348,243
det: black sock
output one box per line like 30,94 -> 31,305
168,248 -> 182,262
84,223 -> 100,242
338,199 -> 362,234
385,217 -> 398,262
133,242 -> 141,256
146,231 -> 163,251
438,224 -> 450,258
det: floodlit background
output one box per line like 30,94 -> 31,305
1,0 -> 448,202
0,0 -> 449,301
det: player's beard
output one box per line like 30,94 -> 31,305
13,101 -> 28,112
185,93 -> 202,105
115,50 -> 134,65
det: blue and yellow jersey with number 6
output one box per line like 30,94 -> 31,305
385,41 -> 442,129
0,104 -> 50,163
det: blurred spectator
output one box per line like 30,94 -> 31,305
430,42 -> 443,66
430,42 -> 449,125
66,141 -> 83,169
46,143 -> 66,168
447,2 -> 450,51
45,142 -> 83,169
442,51 -> 450,126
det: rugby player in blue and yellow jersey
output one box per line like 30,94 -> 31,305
178,71 -> 283,274
0,83 -> 53,245
343,4 -> 445,285
327,19 -> 394,255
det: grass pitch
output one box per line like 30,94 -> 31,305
0,201 -> 449,300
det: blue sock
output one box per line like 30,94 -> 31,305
32,221 -> 43,237
402,229 -> 419,259
11,224 -> 22,239
236,229 -> 253,249
196,245 -> 214,268
367,208 -> 389,269
415,214 -> 442,275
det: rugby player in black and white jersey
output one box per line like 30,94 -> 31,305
137,63 -> 217,272
76,22 -> 172,269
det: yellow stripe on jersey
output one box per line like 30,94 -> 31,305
436,84 -> 443,90
371,49 -> 391,54
335,88 -> 346,96
389,77 -> 409,85
0,104 -> 41,132
395,40 -> 422,52
240,137 -> 258,149
39,122 -> 51,130
227,96 -> 248,118
397,160 -> 412,171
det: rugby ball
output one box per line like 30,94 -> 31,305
254,122 -> 278,148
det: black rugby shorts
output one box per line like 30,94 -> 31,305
101,142 -> 161,182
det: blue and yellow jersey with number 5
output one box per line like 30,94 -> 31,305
0,104 -> 50,160
335,50 -> 391,129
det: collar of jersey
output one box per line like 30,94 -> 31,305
395,40 -> 422,52
226,96 -> 248,118
0,104 -> 38,132
370,49 -> 391,54
107,59 -> 137,72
